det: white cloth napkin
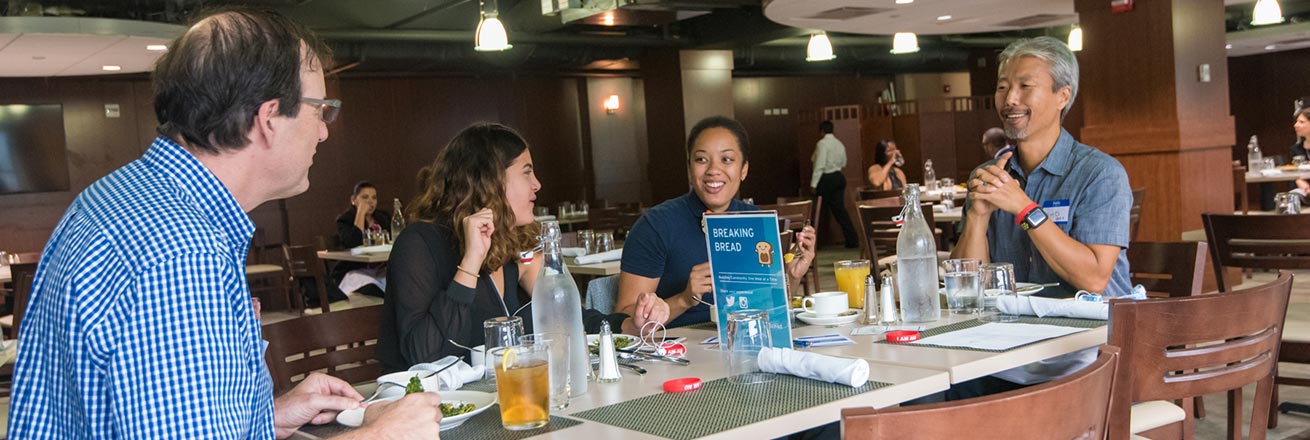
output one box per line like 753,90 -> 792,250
575,249 -> 622,265
338,268 -> 385,295
756,347 -> 869,387
350,244 -> 392,255
409,356 -> 485,391
996,296 -> 1108,320
561,247 -> 587,257
1260,168 -> 1284,176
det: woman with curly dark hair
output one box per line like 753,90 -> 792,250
377,123 -> 668,372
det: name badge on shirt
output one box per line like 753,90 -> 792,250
1042,199 -> 1071,225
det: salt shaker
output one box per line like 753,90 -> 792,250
861,273 -> 879,325
596,320 -> 622,383
878,273 -> 898,324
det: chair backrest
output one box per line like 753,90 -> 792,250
282,244 -> 332,313
1126,241 -> 1206,298
1201,213 -> 1310,292
263,305 -> 384,394
588,206 -> 623,232
585,275 -> 620,314
1232,164 -> 1249,214
856,202 -> 934,265
759,200 -> 813,230
1130,187 -> 1146,241
855,198 -> 901,263
8,262 -> 38,338
859,188 -> 903,201
842,346 -> 1121,440
775,196 -> 808,204
1106,272 -> 1292,440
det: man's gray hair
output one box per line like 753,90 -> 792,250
997,36 -> 1079,119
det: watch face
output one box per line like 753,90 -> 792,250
1023,208 -> 1048,230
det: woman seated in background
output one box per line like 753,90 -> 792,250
866,139 -> 907,190
378,123 -> 668,372
1292,107 -> 1309,194
615,116 -> 816,328
330,181 -> 389,298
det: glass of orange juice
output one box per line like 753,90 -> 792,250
833,260 -> 871,309
492,342 -> 551,430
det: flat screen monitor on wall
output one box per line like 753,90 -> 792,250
0,104 -> 69,195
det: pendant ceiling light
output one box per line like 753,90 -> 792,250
475,1 -> 512,51
1068,25 -> 1083,51
890,32 -> 919,54
806,32 -> 836,62
1252,0 -> 1285,25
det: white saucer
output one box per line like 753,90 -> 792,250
796,309 -> 860,326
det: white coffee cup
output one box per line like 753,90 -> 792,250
802,291 -> 849,317
710,303 -> 719,324
469,345 -> 487,368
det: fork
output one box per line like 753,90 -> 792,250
361,366 -> 449,404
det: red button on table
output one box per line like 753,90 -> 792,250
663,377 -> 702,393
886,330 -> 921,343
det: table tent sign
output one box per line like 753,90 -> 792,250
704,211 -> 794,350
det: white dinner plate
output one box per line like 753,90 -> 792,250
586,334 -> 640,351
796,309 -> 860,326
336,390 -> 496,430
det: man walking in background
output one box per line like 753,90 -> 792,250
811,120 -> 860,248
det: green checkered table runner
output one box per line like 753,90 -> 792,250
875,316 -> 1106,352
572,374 -> 888,439
300,402 -> 581,440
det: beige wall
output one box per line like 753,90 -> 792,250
894,72 -> 972,112
586,77 -> 649,204
680,50 -> 735,134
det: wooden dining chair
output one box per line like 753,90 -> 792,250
1233,164 -> 1249,214
263,304 -> 384,395
587,206 -> 623,232
1130,187 -> 1146,241
856,201 -> 941,288
760,199 -> 819,293
0,262 -> 38,339
1202,213 -> 1310,428
1126,241 -> 1207,298
842,346 -> 1121,440
1107,271 -> 1292,440
858,188 -> 903,201
855,197 -> 902,267
282,244 -> 332,314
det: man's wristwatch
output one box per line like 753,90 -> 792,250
1018,203 -> 1049,231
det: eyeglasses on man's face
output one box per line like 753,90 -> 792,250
300,97 -> 341,124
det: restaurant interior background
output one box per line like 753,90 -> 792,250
1,0 -> 1309,254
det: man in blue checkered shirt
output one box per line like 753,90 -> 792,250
8,9 -> 442,439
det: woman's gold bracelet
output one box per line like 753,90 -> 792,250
455,265 -> 479,278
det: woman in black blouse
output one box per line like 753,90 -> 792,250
330,181 -> 390,298
377,123 -> 668,372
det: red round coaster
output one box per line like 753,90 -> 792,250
886,330 -> 921,343
663,377 -> 702,393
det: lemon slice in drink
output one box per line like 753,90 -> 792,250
501,346 -> 518,370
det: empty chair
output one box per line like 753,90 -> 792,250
282,244 -> 332,314
1202,213 -> 1310,428
1107,271 -> 1292,440
855,197 -> 902,264
263,304 -> 384,394
1130,187 -> 1146,241
842,346 -> 1121,440
858,188 -> 903,201
1233,164 -> 1249,214
0,262 -> 38,339
585,275 -> 620,314
856,201 -> 944,289
1126,241 -> 1206,298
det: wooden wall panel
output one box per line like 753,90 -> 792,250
641,48 -> 689,204
917,112 -> 957,183
1228,46 -> 1310,162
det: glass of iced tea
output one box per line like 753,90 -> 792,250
492,342 -> 551,430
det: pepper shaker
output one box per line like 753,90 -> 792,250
861,273 -> 879,325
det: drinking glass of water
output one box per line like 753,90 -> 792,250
941,259 -> 981,314
980,263 -> 1019,323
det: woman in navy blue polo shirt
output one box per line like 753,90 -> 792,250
615,116 -> 817,328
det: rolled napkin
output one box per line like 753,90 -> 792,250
756,346 -> 869,387
350,244 -> 392,255
575,248 -> 623,265
1260,168 -> 1284,176
996,296 -> 1108,320
561,247 -> 587,257
409,356 -> 485,391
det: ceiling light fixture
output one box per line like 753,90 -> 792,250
1266,44 -> 1277,50
101,65 -> 121,71
474,0 -> 512,52
1251,0 -> 1285,26
806,32 -> 836,62
1225,43 -> 1233,49
937,15 -> 952,21
895,0 -> 913,4
890,32 -> 920,54
146,44 -> 167,51
1068,25 -> 1083,51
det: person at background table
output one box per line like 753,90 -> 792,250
616,116 -> 817,328
378,123 -> 668,372
981,127 -> 1013,160
1291,107 -> 1310,192
810,120 -> 860,248
330,180 -> 389,299
866,139 -> 906,190
8,8 -> 441,439
948,36 -> 1131,399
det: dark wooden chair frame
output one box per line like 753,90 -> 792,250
263,304 -> 384,395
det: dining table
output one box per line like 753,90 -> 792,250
315,248 -> 622,276
1244,165 -> 1310,183
294,305 -> 1105,439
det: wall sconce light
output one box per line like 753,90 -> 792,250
604,95 -> 620,114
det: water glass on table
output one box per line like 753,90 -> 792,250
483,316 -> 524,384
726,310 -> 774,384
520,333 -> 569,410
576,229 -> 595,255
833,260 -> 871,309
491,341 -> 551,431
942,258 -> 981,314
596,232 -> 614,253
980,262 -> 1019,323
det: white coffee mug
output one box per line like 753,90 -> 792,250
710,303 -> 719,324
469,345 -> 487,368
802,291 -> 849,317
